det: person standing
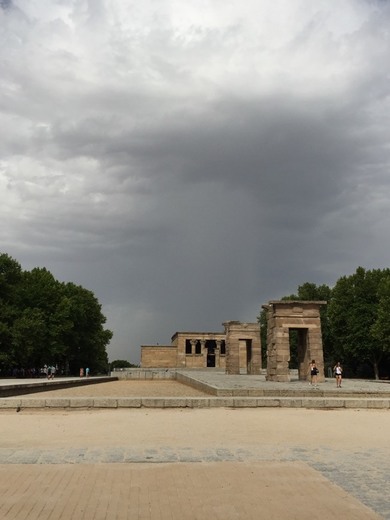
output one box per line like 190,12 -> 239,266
309,360 -> 319,387
334,362 -> 343,388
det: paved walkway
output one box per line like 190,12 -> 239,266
177,369 -> 390,396
1,406 -> 389,519
0,462 -> 383,520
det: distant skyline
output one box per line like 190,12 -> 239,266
1,0 -> 390,363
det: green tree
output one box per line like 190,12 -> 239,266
61,282 -> 112,374
0,252 -> 113,374
328,267 -> 390,379
14,268 -> 71,367
0,254 -> 23,368
370,276 -> 390,375
11,308 -> 47,367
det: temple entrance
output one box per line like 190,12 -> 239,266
238,339 -> 253,374
206,340 -> 216,367
263,301 -> 326,382
289,328 -> 309,380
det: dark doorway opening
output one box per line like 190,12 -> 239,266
246,340 -> 252,373
289,328 -> 309,380
206,340 -> 216,367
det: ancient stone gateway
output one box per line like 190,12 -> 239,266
263,300 -> 326,382
224,321 -> 262,375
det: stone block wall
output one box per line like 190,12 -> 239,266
141,346 -> 177,368
113,368 -> 177,380
224,321 -> 261,375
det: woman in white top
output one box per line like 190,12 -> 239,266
334,362 -> 343,388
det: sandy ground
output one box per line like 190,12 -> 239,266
0,407 -> 389,450
1,384 -> 389,519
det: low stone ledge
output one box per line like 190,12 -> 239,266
163,398 -> 188,408
256,399 -> 281,407
215,390 -> 234,397
122,371 -> 140,379
366,399 -> 390,409
46,399 -> 70,408
322,399 -> 345,408
69,398 -> 94,408
302,398 -> 328,408
186,398 -> 211,408
248,389 -> 265,397
141,398 -> 166,408
0,399 -> 21,408
233,398 -> 258,407
209,398 -> 235,407
117,398 -> 142,408
344,399 -> 368,409
93,398 -> 118,408
279,398 -> 303,408
20,399 -> 47,408
231,390 -> 250,397
2,394 -> 388,410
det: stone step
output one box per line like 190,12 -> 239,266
1,396 -> 389,410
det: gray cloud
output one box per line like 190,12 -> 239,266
1,0 -> 390,362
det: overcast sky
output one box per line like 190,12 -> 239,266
1,0 -> 390,363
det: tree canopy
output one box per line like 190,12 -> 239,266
328,267 -> 390,379
0,252 -> 112,375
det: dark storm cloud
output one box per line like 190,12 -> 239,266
1,0 -> 390,361
0,0 -> 12,9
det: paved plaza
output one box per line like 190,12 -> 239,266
0,374 -> 389,519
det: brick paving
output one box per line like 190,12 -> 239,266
0,462 -> 383,520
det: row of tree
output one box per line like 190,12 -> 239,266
260,267 -> 390,379
0,253 -> 112,375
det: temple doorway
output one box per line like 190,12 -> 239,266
206,340 -> 216,367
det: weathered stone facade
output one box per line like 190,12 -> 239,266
224,321 -> 262,375
263,301 -> 326,382
141,322 -> 261,373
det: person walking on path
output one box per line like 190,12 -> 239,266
309,360 -> 319,387
334,362 -> 343,388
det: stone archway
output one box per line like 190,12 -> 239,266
262,301 -> 326,382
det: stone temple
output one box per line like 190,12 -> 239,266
141,300 -> 326,382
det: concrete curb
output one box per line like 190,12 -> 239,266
1,396 -> 389,410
